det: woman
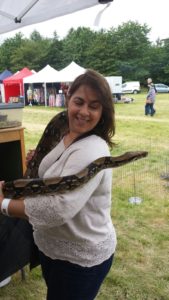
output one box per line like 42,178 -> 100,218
0,69 -> 117,300
145,78 -> 156,116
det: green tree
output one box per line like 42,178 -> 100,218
161,38 -> 169,83
30,30 -> 43,41
1,21 -> 169,84
10,36 -> 51,72
62,27 -> 95,68
46,31 -> 64,70
0,33 -> 24,71
107,21 -> 151,82
84,29 -> 118,76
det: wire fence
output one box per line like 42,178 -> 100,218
112,139 -> 169,202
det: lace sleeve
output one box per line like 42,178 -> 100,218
24,171 -> 103,229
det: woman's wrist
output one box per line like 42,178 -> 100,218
0,198 -> 11,216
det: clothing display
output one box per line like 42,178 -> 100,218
56,93 -> 65,107
49,94 -> 56,107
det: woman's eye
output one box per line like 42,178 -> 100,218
89,103 -> 100,110
75,100 -> 83,106
90,106 -> 97,110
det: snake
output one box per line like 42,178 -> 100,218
3,111 -> 148,198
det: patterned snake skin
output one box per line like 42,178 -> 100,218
3,111 -> 148,198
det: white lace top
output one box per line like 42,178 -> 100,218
24,135 -> 117,267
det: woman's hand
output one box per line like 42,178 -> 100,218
26,149 -> 35,166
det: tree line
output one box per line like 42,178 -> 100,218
0,21 -> 169,85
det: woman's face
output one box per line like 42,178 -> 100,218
67,85 -> 103,138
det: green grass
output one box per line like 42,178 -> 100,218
0,93 -> 169,299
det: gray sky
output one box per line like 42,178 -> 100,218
0,0 -> 168,42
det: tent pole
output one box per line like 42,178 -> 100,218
44,82 -> 47,106
23,83 -> 25,105
20,83 -> 22,96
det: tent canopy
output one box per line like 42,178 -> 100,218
24,64 -> 59,84
57,61 -> 85,82
24,62 -> 85,84
3,67 -> 33,84
0,0 -> 113,34
0,69 -> 13,83
3,67 -> 34,101
23,62 -> 85,106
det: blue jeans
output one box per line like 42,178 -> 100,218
39,251 -> 114,300
145,103 -> 156,116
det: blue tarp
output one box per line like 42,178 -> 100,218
0,70 -> 13,83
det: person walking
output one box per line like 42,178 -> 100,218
145,78 -> 156,116
0,69 -> 117,300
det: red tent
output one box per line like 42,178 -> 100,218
3,67 -> 34,102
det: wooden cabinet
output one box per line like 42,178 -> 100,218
0,127 -> 26,181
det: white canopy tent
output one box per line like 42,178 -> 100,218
0,0 -> 113,34
23,64 -> 59,84
57,61 -> 85,82
23,62 -> 86,106
23,62 -> 85,84
24,64 -> 59,106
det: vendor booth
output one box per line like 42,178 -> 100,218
0,70 -> 12,82
0,70 -> 13,103
24,64 -> 59,106
23,62 -> 85,107
3,67 -> 34,103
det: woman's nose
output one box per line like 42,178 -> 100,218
80,104 -> 90,115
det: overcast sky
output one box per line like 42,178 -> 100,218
0,0 -> 168,43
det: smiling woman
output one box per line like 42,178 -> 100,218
0,69 -> 117,300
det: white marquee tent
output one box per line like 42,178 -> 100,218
23,64 -> 59,106
57,61 -> 85,82
24,62 -> 85,84
0,0 -> 113,34
23,62 -> 86,106
23,64 -> 59,84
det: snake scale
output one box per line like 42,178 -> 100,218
3,111 -> 148,198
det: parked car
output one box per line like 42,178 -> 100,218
154,83 -> 169,93
122,81 -> 140,94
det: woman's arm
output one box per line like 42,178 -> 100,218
0,181 -> 28,219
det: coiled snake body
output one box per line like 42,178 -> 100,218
3,111 -> 148,198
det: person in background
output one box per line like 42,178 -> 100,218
145,78 -> 156,116
0,69 -> 117,300
27,86 -> 33,106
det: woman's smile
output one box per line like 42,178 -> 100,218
75,114 -> 90,125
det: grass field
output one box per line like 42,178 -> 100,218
0,93 -> 169,300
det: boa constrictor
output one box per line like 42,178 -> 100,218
3,111 -> 148,198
